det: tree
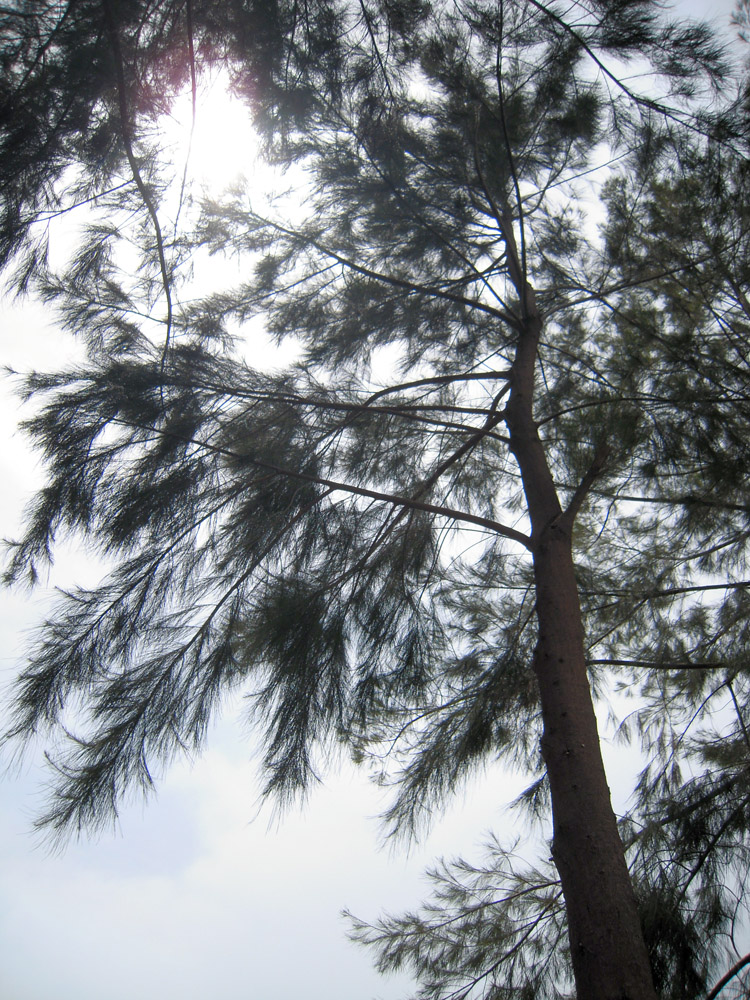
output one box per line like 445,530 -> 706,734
0,1 -> 746,997
351,40 -> 750,999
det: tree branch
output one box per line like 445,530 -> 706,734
252,215 -> 520,328
115,418 -> 532,549
555,441 -> 611,532
586,659 -> 728,671
705,952 -> 750,1000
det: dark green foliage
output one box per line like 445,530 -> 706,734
2,0 -> 750,996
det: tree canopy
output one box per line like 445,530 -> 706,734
2,0 -> 750,997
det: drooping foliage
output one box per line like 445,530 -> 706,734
2,0 -> 750,996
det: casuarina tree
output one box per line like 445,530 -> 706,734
349,111 -> 750,999
2,1 -> 748,997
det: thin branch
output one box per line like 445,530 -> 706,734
188,384 -> 511,440
587,490 -> 750,515
675,797 -> 750,906
357,0 -> 395,102
705,952 -> 750,1000
583,581 -> 750,600
442,894 -> 562,1000
20,182 -> 133,226
114,418 -> 532,549
252,215 -> 520,327
587,659 -> 728,671
556,441 -> 611,531
525,0 -> 736,149
727,681 -> 750,755
495,12 -> 527,286
546,254 -> 720,316
172,0 -> 197,238
103,0 -> 173,370
364,369 -> 512,404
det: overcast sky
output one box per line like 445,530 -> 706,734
1,2 -> 745,998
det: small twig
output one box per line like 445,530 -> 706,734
172,0 -> 198,238
727,681 -> 750,755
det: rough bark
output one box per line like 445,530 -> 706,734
504,283 -> 658,1000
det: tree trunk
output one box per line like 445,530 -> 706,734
504,289 -> 658,1000
532,530 -> 657,1000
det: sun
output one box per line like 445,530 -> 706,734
163,69 -> 262,193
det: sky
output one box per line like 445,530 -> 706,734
0,2 -> 745,999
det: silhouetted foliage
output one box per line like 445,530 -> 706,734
2,0 -> 750,997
